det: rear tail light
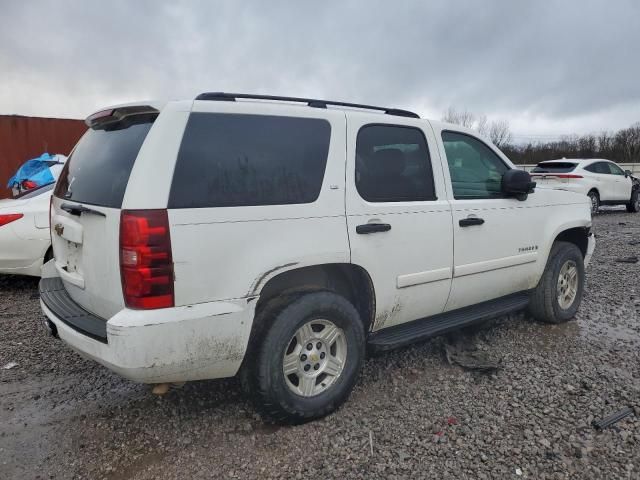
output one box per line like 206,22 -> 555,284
120,210 -> 174,309
0,214 -> 23,227
22,180 -> 38,190
555,174 -> 583,179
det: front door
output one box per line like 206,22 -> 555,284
434,129 -> 544,311
605,162 -> 633,201
345,116 -> 453,331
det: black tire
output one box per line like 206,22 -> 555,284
242,291 -> 365,424
528,241 -> 585,324
626,188 -> 640,213
587,190 -> 599,214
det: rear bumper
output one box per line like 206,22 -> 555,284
39,266 -> 256,383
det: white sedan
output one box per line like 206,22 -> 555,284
531,159 -> 640,214
0,183 -> 53,276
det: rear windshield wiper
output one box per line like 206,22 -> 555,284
60,203 -> 106,217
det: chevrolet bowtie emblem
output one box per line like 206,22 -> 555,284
54,223 -> 64,236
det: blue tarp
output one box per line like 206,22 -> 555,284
6,153 -> 57,188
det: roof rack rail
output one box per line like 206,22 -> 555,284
194,92 -> 420,119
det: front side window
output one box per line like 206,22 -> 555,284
607,162 -> 625,175
441,131 -> 509,199
169,113 -> 331,208
355,125 -> 436,202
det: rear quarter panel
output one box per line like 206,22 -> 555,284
166,102 -> 350,305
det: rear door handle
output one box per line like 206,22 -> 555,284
356,223 -> 391,234
459,217 -> 485,227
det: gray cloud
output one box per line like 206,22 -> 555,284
1,0 -> 638,138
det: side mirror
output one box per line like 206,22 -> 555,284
625,169 -> 632,178
502,169 -> 536,201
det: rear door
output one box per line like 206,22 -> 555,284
345,115 -> 453,330
50,106 -> 161,319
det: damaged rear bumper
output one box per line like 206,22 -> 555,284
39,265 -> 255,384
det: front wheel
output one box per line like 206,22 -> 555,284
243,291 -> 365,424
626,189 -> 640,213
528,242 -> 585,324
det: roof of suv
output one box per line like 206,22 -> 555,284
194,92 -> 421,119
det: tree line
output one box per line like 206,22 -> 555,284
442,107 -> 640,165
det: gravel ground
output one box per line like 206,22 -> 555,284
1,210 -> 639,479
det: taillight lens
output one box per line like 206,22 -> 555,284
0,214 -> 24,227
120,210 -> 174,309
22,180 -> 38,190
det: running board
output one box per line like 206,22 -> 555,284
367,292 -> 530,352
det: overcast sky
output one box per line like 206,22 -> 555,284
1,0 -> 638,141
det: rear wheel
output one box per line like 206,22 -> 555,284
626,189 -> 639,213
587,190 -> 599,214
243,291 -> 365,424
528,242 -> 585,324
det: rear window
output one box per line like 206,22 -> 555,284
168,113 -> 331,208
54,119 -> 154,208
532,162 -> 577,173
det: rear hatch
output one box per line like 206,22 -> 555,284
530,161 -> 581,186
50,106 -> 158,319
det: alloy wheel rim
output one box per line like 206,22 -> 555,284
590,194 -> 598,213
557,260 -> 579,309
282,319 -> 347,397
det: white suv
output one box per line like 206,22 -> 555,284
40,93 -> 595,423
531,159 -> 640,214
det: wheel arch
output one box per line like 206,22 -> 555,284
254,263 -> 376,333
553,227 -> 590,258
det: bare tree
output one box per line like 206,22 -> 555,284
442,107 -> 476,128
476,114 -> 489,137
442,106 -> 512,147
488,119 -> 512,147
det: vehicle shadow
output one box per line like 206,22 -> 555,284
0,274 -> 39,292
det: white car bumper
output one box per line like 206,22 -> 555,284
40,263 -> 256,384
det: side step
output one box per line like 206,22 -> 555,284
368,292 -> 530,352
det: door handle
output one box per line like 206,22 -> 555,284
356,223 -> 391,234
459,217 -> 485,227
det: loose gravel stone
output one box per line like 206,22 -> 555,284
0,209 -> 639,479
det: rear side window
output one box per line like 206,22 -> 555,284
169,113 -> 331,208
54,120 -> 154,208
532,162 -> 577,173
441,131 -> 509,199
355,125 -> 436,202
584,162 -> 609,174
